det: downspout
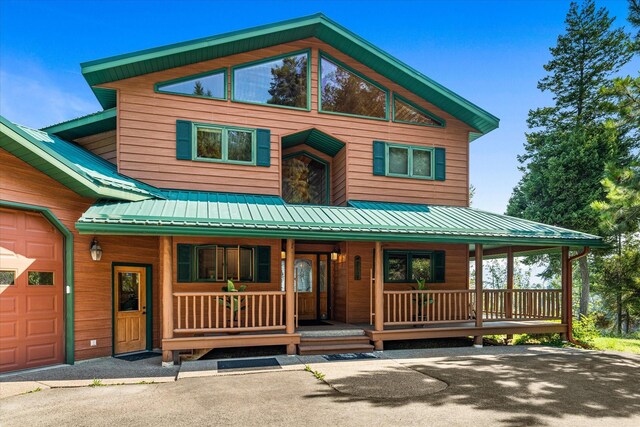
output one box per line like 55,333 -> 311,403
567,247 -> 590,346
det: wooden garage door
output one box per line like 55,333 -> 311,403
0,208 -> 64,372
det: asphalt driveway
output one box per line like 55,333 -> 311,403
1,346 -> 639,427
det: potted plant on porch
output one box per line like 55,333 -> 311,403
413,278 -> 434,326
219,280 -> 247,333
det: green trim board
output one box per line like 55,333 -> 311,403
281,128 -> 345,157
1,116 -> 162,201
392,94 -> 445,128
74,191 -> 605,248
317,50 -> 389,122
155,68 -> 228,101
79,13 -> 498,137
0,200 -> 75,365
282,150 -> 331,205
42,108 -> 117,140
111,262 -> 153,354
231,49 -> 312,112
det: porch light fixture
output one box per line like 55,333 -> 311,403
281,250 -> 286,260
331,251 -> 339,261
90,237 -> 103,261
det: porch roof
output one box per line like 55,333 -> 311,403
75,191 -> 605,247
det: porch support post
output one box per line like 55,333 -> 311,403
561,246 -> 570,341
160,236 -> 174,366
285,238 -> 296,355
374,241 -> 384,351
474,243 -> 483,347
506,246 -> 514,342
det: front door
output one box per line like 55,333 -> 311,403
295,255 -> 316,320
114,266 -> 146,354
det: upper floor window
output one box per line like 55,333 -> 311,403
393,94 -> 444,127
156,69 -> 226,100
319,53 -> 388,120
386,143 -> 434,179
282,152 -> 329,205
195,123 -> 256,165
232,50 -> 310,110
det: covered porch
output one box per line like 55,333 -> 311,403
75,192 -> 604,364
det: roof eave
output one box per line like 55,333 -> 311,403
42,108 -> 117,140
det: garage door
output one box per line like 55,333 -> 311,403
0,208 -> 65,372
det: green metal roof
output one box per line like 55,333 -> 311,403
80,13 -> 499,137
282,128 -> 345,157
42,108 -> 116,140
75,191 -> 604,247
0,116 -> 162,201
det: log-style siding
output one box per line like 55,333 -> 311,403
0,149 -> 160,360
105,38 -> 474,206
344,241 -> 469,323
73,130 -> 117,164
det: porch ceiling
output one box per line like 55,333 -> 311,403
75,191 -> 605,247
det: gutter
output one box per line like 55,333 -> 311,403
567,247 -> 590,347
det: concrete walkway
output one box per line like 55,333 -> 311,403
2,346 -> 639,426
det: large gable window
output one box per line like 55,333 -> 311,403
282,152 -> 329,205
232,50 -> 310,110
319,53 -> 388,120
156,69 -> 226,100
194,123 -> 256,165
393,94 -> 445,127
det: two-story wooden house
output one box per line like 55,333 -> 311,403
0,14 -> 603,372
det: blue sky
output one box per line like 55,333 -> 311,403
1,0 -> 637,214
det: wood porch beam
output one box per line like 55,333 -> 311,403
160,236 -> 174,365
374,241 -> 384,350
561,246 -> 569,339
470,245 -> 555,258
285,238 -> 296,355
474,243 -> 483,347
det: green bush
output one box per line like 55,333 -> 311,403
512,333 -> 564,347
572,314 -> 599,346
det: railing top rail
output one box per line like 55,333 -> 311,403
482,289 -> 561,292
383,290 -> 474,294
173,291 -> 285,297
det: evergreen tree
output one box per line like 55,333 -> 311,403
193,80 -> 212,97
267,56 -> 308,108
507,0 -> 633,317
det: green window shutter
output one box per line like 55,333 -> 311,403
256,129 -> 271,167
433,250 -> 445,283
177,244 -> 193,282
176,120 -> 193,160
434,147 -> 446,181
256,246 -> 271,283
373,141 -> 385,176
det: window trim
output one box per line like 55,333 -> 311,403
392,93 -> 446,128
192,122 -> 257,165
231,49 -> 312,112
281,150 -> 331,205
384,142 -> 435,180
154,68 -> 228,101
318,51 -> 390,122
193,244 -> 257,283
384,250 -> 435,283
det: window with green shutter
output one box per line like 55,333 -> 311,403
373,140 -> 445,181
178,244 -> 271,283
175,120 -> 270,167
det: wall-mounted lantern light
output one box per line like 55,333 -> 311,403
331,250 -> 339,261
90,237 -> 103,261
281,250 -> 287,260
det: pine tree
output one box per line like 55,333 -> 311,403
507,0 -> 633,317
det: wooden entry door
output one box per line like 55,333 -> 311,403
295,255 -> 316,320
114,266 -> 146,354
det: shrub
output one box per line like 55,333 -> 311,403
572,314 -> 599,346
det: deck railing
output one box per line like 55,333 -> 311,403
483,289 -> 562,320
173,291 -> 286,333
383,290 -> 476,326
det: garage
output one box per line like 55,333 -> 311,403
0,207 -> 65,372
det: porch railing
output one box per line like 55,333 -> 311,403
483,289 -> 562,321
383,290 -> 476,326
173,291 -> 286,333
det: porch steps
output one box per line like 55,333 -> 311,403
181,348 -> 213,362
298,336 -> 374,356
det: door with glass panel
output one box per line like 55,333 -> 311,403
114,266 -> 146,354
295,255 -> 316,320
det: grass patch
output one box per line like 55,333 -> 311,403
304,364 -> 326,381
21,387 -> 42,395
592,335 -> 640,354
89,379 -> 105,387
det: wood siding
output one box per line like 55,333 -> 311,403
73,130 -> 117,164
105,38 -> 474,206
345,241 -> 469,323
0,149 -> 160,360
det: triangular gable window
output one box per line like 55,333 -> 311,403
156,69 -> 226,100
393,95 -> 444,127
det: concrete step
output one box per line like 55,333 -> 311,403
299,328 -> 366,338
298,343 -> 375,356
300,336 -> 371,345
